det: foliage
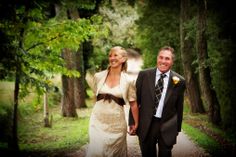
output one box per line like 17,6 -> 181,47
24,17 -> 97,75
62,0 -> 96,10
134,0 -> 182,73
0,1 -> 104,98
19,90 -> 61,116
206,1 -> 236,130
89,0 -> 139,71
0,1 -> 104,149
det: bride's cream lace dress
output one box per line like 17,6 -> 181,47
86,83 -> 135,157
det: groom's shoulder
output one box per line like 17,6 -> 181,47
140,67 -> 156,74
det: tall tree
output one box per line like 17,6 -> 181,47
196,0 -> 221,125
180,0 -> 205,113
61,48 -> 77,117
60,0 -> 101,111
77,0 -> 102,106
11,1 -> 31,150
207,0 -> 236,130
54,3 -> 78,117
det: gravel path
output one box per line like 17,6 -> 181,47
67,106 -> 211,157
67,131 -> 210,157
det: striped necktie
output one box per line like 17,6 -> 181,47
154,73 -> 166,113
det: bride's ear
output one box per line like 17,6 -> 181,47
121,56 -> 127,63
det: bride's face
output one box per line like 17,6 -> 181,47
108,51 -> 125,69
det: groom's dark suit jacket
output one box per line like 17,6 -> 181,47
129,68 -> 186,146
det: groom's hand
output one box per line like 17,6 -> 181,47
128,125 -> 137,136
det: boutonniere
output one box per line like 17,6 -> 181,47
172,76 -> 180,85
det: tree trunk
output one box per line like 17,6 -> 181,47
74,44 -> 87,108
82,41 -> 94,99
180,0 -> 205,113
197,0 -> 221,124
55,5 -> 77,117
61,49 -> 77,117
43,91 -> 51,127
9,70 -> 20,151
9,1 -> 31,151
68,8 -> 87,108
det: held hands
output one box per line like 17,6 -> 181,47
128,124 -> 138,136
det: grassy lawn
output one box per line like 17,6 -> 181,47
18,102 -> 92,156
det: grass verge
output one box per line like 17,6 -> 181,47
183,111 -> 236,157
18,99 -> 91,156
182,122 -> 220,156
17,99 -> 93,157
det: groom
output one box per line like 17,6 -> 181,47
129,46 -> 186,157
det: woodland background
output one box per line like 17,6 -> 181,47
0,0 -> 235,156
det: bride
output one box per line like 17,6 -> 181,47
86,46 -> 139,157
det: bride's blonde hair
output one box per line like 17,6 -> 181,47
108,46 -> 128,72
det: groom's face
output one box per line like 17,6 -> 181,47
156,50 -> 173,73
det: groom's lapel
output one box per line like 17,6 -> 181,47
148,68 -> 157,102
164,71 -> 174,104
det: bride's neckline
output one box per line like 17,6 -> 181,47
104,83 -> 120,89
